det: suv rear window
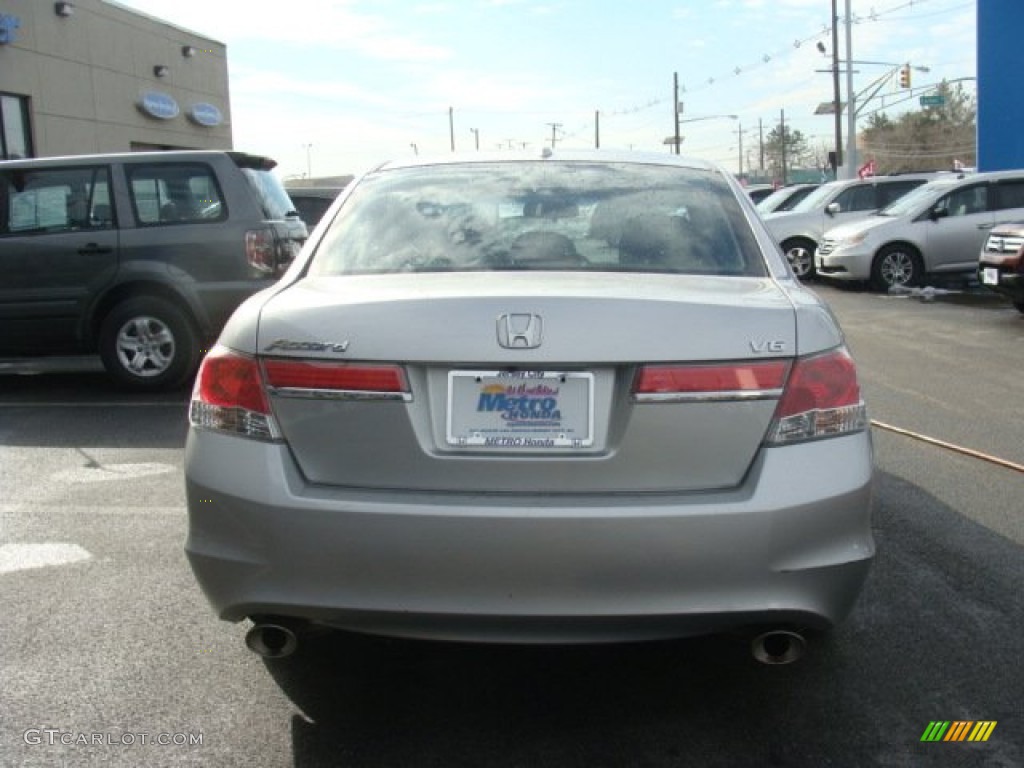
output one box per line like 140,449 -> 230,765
240,168 -> 296,221
309,162 -> 767,278
128,163 -> 226,225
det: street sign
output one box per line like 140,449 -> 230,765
814,101 -> 846,115
920,94 -> 945,107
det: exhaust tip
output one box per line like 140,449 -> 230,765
751,629 -> 806,665
245,620 -> 299,658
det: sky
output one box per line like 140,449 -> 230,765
114,0 -> 977,181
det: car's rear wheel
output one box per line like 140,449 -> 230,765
98,297 -> 199,390
781,238 -> 817,279
871,244 -> 922,291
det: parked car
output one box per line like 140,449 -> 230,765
185,150 -> 874,663
286,186 -> 344,229
816,170 -> 1024,290
755,183 -> 820,215
743,183 -> 775,204
0,150 -> 307,390
763,173 -> 938,278
978,222 -> 1024,312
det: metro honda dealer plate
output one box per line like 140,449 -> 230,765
446,370 -> 594,448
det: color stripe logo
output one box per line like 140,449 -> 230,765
921,721 -> 997,742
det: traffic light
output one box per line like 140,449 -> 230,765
898,65 -> 911,89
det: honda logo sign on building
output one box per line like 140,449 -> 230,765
138,91 -> 179,120
188,103 -> 223,127
0,14 -> 20,45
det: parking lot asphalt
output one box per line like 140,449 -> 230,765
0,281 -> 1021,767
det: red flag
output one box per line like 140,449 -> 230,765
857,159 -> 876,179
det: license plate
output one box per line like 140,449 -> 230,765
446,370 -> 594,448
982,267 -> 1000,286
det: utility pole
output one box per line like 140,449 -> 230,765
673,72 -> 681,155
844,0 -> 856,177
736,123 -> 744,178
470,128 -> 479,150
595,110 -> 600,148
449,107 -> 455,152
547,122 -> 562,149
759,119 -> 764,172
831,0 -> 843,173
302,143 -> 312,179
780,109 -> 787,186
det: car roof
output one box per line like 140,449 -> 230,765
0,150 -> 274,169
904,169 -> 1020,195
369,148 -> 722,175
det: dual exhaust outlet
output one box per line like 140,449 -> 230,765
244,618 -> 807,665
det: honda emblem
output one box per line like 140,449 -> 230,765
496,313 -> 543,349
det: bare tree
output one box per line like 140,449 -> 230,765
859,81 -> 976,173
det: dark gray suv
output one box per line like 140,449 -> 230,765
0,151 -> 307,390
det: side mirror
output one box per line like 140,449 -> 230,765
929,206 -> 948,221
825,202 -> 841,216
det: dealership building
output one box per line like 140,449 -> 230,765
0,0 -> 231,159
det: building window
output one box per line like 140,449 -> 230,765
1,93 -> 33,160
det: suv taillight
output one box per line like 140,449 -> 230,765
189,347 -> 279,441
245,228 -> 276,274
766,347 -> 867,444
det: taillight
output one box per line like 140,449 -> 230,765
245,228 -> 276,274
633,361 -> 789,402
632,349 -> 866,445
189,347 -> 279,440
263,359 -> 410,400
766,347 -> 867,444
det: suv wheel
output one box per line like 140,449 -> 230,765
98,297 -> 199,390
872,245 -> 922,291
781,238 -> 817,279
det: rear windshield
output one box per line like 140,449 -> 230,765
308,161 -> 767,277
240,168 -> 297,220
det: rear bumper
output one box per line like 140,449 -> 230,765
978,267 -> 1024,304
184,431 -> 875,643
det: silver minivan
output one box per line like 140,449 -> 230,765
762,174 -> 937,278
816,170 -> 1024,290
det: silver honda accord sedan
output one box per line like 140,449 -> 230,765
185,150 -> 874,661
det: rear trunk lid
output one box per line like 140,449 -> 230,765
256,272 -> 796,493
